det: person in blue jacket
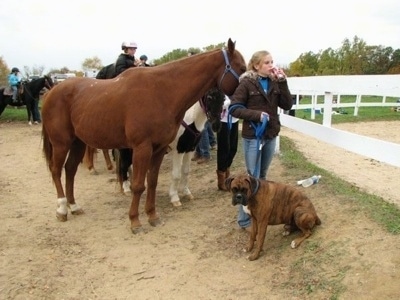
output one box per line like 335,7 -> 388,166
8,67 -> 21,103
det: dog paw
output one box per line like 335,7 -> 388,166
282,230 -> 290,236
290,240 -> 297,249
247,254 -> 259,261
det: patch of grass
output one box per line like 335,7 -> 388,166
0,106 -> 30,122
281,240 -> 350,298
279,136 -> 400,234
296,95 -> 400,124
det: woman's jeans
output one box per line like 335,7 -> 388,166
237,137 -> 277,228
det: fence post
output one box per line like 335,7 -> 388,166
311,94 -> 317,120
354,95 -> 361,116
323,92 -> 333,127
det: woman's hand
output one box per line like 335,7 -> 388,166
260,112 -> 269,122
270,67 -> 286,81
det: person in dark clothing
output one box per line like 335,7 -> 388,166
216,95 -> 238,191
138,55 -> 150,67
115,41 -> 138,75
286,94 -> 302,117
115,41 -> 139,194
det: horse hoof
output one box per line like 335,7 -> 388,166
131,226 -> 146,235
149,218 -> 164,227
71,208 -> 85,215
56,212 -> 68,222
171,201 -> 182,207
184,194 -> 194,201
89,169 -> 99,175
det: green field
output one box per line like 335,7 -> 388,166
295,95 -> 400,123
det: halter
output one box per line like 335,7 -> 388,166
218,49 -> 241,91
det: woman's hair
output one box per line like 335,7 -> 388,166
247,50 -> 271,71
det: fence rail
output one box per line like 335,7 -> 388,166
277,75 -> 400,168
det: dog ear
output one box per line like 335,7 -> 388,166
248,175 -> 258,195
225,176 -> 234,191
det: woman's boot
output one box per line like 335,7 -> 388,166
216,170 -> 228,191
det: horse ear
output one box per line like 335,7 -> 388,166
227,38 -> 236,53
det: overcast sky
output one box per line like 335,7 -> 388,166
1,0 -> 399,73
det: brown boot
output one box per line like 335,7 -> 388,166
191,152 -> 200,161
216,170 -> 228,191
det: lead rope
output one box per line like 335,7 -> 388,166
228,103 -> 268,177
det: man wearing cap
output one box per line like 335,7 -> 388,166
139,55 -> 150,67
115,41 -> 138,75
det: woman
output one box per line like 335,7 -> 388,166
229,50 -> 293,230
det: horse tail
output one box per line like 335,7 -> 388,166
42,126 -> 52,171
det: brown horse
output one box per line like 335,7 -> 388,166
41,38 -> 246,233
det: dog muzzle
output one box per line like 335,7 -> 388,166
232,192 -> 248,206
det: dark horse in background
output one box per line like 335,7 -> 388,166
41,38 -> 246,233
0,75 -> 54,124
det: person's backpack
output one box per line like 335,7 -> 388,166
96,63 -> 116,79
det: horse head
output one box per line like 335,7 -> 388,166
216,38 -> 246,96
43,75 -> 55,90
202,88 -> 225,133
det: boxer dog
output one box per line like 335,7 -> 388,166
226,174 -> 321,261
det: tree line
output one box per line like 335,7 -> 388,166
287,36 -> 400,76
1,36 -> 399,86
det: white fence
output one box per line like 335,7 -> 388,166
278,75 -> 400,168
287,75 -> 400,120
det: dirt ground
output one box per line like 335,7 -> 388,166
0,121 -> 399,300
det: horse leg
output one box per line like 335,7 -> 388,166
64,138 -> 86,216
169,151 -> 184,207
145,148 -> 167,227
129,146 -> 152,233
84,146 -> 98,175
49,144 -> 72,222
102,149 -> 114,172
180,151 -> 194,201
0,95 -> 8,116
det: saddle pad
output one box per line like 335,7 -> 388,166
3,86 -> 13,96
